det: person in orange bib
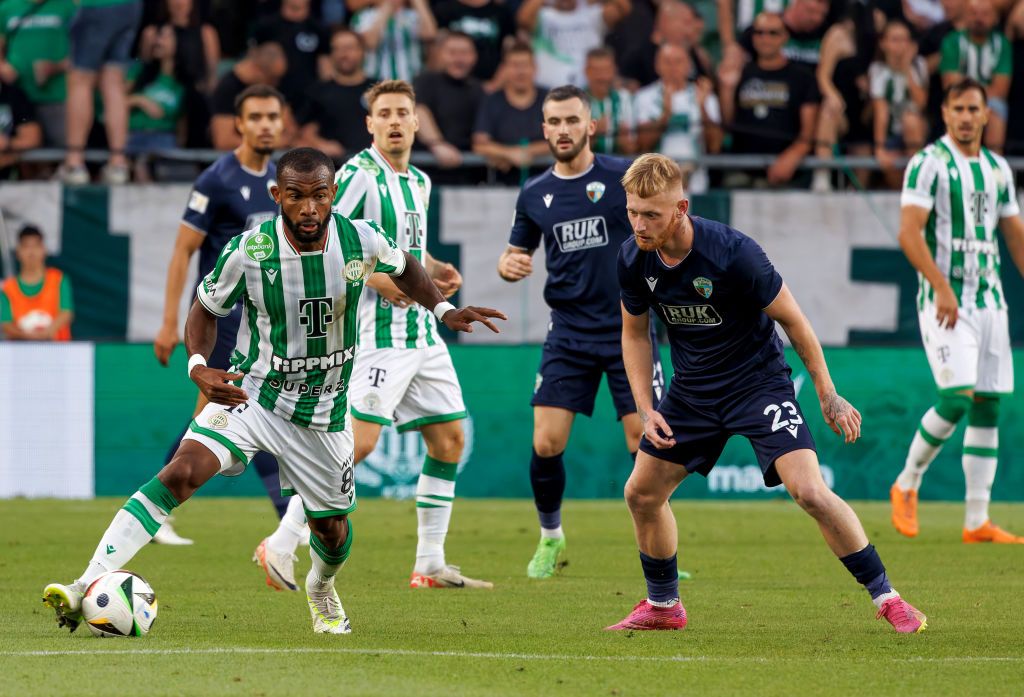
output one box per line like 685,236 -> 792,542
0,225 -> 73,341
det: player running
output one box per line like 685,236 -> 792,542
607,153 -> 926,634
890,78 -> 1024,543
41,148 -> 506,635
152,85 -> 287,548
496,85 -> 669,580
260,80 -> 491,590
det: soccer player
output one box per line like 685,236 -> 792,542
496,85 -> 665,579
608,153 -> 926,633
262,79 -> 491,590
890,78 -> 1024,543
41,147 -> 505,635
151,85 -> 287,551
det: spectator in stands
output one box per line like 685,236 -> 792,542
1005,0 -> 1024,154
209,39 -> 289,150
296,28 -> 373,161
517,0 -> 631,89
126,25 -> 185,182
919,0 -> 966,136
634,44 -> 721,193
351,0 -> 437,82
738,0 -> 835,68
719,11 -> 820,187
621,0 -> 712,88
139,0 -> 220,94
59,0 -> 143,185
871,19 -> 927,187
584,46 -> 636,154
0,225 -> 72,341
903,0 -> 946,32
251,0 -> 331,114
414,31 -> 485,171
0,79 -> 41,177
0,0 -> 75,148
472,41 -> 549,184
717,0 -> 785,54
433,0 -> 516,83
939,0 -> 1011,150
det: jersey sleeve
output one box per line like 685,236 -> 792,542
901,150 -> 940,209
995,34 -> 1012,76
997,159 -> 1020,218
181,170 -> 218,235
0,288 -> 11,323
868,63 -> 886,99
333,163 -> 369,219
734,237 -> 783,309
357,219 -> 408,277
617,89 -> 637,129
939,33 -> 959,75
59,274 -> 74,313
196,236 -> 247,317
617,249 -> 648,316
508,187 -> 543,250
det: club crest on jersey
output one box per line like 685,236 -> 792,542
586,181 -> 605,203
344,259 -> 365,282
208,412 -> 228,429
245,232 -> 275,261
693,276 -> 713,298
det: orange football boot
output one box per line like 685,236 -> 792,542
962,521 -> 1024,544
890,484 -> 919,538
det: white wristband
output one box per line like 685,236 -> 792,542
187,354 -> 207,379
433,301 -> 456,322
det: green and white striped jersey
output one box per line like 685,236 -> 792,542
333,146 -> 439,350
901,135 -> 1020,311
350,7 -> 423,82
938,30 -> 1012,86
197,213 -> 407,432
588,88 -> 635,155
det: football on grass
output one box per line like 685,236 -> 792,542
82,570 -> 158,638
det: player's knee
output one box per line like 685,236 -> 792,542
156,460 -> 204,503
969,397 -> 1000,427
426,425 -> 464,462
309,514 -> 348,549
936,391 -> 973,422
624,480 -> 663,515
787,480 -> 832,515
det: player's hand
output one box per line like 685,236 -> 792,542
641,409 -> 676,449
821,390 -> 861,444
935,284 -> 958,329
498,251 -> 533,281
191,366 -> 249,407
154,323 -> 179,366
440,306 -> 507,334
433,262 -> 462,297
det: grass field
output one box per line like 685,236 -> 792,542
2,497 -> 1024,696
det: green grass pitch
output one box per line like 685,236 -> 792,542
3,497 -> 1023,696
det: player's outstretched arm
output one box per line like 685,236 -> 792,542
155,224 -> 205,366
621,304 -> 675,449
393,251 -> 507,334
497,245 -> 534,283
183,299 -> 248,407
899,204 -> 959,328
765,284 -> 862,444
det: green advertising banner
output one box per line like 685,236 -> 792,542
94,344 -> 1024,502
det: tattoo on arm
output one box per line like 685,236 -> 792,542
790,335 -> 820,385
822,390 -> 851,422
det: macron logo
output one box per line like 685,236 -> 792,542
543,194 -> 553,208
646,276 -> 658,291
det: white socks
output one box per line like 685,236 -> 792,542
541,525 -> 564,540
414,457 -> 458,575
268,496 -> 307,556
896,407 -> 957,492
77,491 -> 172,588
963,426 -> 998,530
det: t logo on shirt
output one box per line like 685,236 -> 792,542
553,216 -> 608,252
298,297 -> 334,339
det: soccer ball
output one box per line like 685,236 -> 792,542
81,570 -> 158,638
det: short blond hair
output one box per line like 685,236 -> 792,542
621,154 -> 683,198
364,80 -> 416,111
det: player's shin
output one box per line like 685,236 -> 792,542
530,449 -> 566,537
414,456 -> 457,574
963,398 -> 999,531
896,394 -> 971,491
640,552 -> 679,606
268,495 -> 308,555
77,477 -> 181,589
839,543 -> 898,608
308,519 -> 353,586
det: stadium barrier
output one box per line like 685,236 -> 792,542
3,342 -> 1024,503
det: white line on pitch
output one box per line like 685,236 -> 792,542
1,647 -> 1021,663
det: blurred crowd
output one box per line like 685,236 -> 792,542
0,0 -> 1023,188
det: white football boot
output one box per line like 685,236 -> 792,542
253,537 -> 298,591
306,572 -> 351,634
42,582 -> 85,632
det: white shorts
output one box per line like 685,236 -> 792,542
349,343 -> 467,432
918,306 -> 1014,395
183,400 -> 356,516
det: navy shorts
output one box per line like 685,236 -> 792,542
70,2 -> 143,71
639,371 -> 815,487
210,304 -> 243,370
531,334 -> 665,419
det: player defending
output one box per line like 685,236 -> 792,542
496,85 -> 666,579
607,154 -> 926,633
152,85 -> 287,549
41,148 -> 506,635
261,80 -> 491,589
890,78 -> 1024,543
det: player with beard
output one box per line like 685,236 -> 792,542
43,147 -> 506,635
496,85 -> 669,579
152,85 -> 288,550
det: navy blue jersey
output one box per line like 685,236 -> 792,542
618,216 -> 788,396
509,154 -> 633,342
181,153 -> 277,279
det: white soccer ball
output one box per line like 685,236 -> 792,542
17,310 -> 52,333
81,570 -> 158,638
